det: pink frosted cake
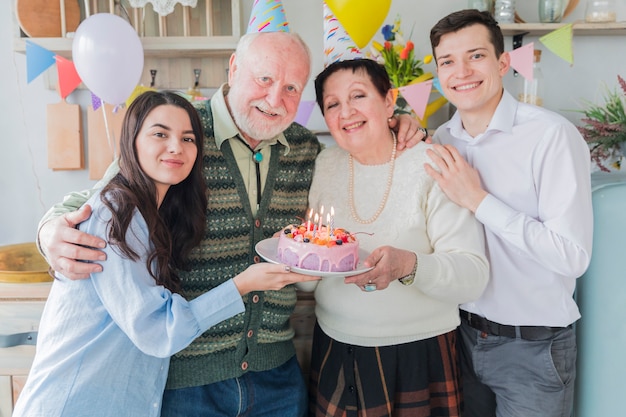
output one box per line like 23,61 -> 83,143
277,224 -> 359,272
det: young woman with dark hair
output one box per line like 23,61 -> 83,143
13,91 -> 318,417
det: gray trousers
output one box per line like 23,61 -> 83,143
458,320 -> 576,417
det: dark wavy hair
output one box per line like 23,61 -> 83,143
430,9 -> 505,60
100,91 -> 207,293
314,59 -> 391,115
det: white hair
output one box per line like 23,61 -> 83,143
234,31 -> 311,70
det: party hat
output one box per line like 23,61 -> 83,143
323,1 -> 363,67
247,0 -> 289,34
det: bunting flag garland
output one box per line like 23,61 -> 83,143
294,100 -> 315,127
125,85 -> 157,108
26,41 -> 57,83
540,23 -> 574,65
391,88 -> 399,107
91,92 -> 103,111
508,42 -> 535,81
398,80 -> 433,121
432,77 -> 444,97
55,56 -> 82,99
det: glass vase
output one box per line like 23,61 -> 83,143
538,0 -> 566,23
585,0 -> 617,23
468,0 -> 494,13
494,0 -> 516,23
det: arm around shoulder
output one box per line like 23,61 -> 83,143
36,161 -> 120,277
37,159 -> 120,247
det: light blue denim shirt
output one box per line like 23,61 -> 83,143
13,191 -> 245,417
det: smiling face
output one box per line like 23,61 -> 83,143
135,104 -> 198,206
226,32 -> 310,144
435,24 -> 510,128
321,67 -> 395,164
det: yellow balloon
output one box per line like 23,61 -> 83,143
325,0 -> 391,49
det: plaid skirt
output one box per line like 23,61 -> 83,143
308,322 -> 461,417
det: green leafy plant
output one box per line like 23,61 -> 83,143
577,75 -> 626,171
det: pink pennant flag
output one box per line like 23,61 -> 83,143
294,100 -> 315,127
508,42 -> 535,82
398,80 -> 433,120
55,56 -> 82,99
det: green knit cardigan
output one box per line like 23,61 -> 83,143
166,100 -> 321,389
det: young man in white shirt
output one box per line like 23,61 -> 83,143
424,9 -> 593,417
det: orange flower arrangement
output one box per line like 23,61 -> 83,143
370,16 -> 432,89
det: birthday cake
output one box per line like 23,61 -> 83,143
277,224 -> 359,272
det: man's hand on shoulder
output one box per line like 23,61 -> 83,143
424,144 -> 487,212
39,204 -> 107,280
389,114 -> 430,151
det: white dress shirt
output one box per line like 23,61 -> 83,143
434,90 -> 593,327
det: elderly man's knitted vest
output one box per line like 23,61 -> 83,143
166,100 -> 320,389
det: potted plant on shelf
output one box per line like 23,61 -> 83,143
577,74 -> 626,172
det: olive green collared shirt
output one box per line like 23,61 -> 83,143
211,84 -> 290,216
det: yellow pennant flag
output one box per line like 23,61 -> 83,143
540,23 -> 573,65
125,85 -> 157,108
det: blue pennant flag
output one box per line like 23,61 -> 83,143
432,77 -> 445,97
26,41 -> 56,83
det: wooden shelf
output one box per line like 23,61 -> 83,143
500,21 -> 626,36
13,36 -> 239,59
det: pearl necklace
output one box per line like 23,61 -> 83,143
348,131 -> 397,224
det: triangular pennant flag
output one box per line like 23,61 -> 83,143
294,100 -> 315,126
91,92 -> 103,111
432,77 -> 444,97
398,80 -> 433,120
55,56 -> 82,99
508,42 -> 535,81
540,23 -> 573,65
26,41 -> 57,83
125,85 -> 157,108
391,88 -> 399,107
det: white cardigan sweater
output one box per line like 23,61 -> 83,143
301,142 -> 489,347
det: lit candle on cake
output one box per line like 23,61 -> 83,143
326,213 -> 331,238
330,206 -> 335,236
313,213 -> 319,237
307,208 -> 313,232
317,205 -> 324,235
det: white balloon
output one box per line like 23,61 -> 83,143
72,13 -> 144,105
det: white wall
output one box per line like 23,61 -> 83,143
2,0 -> 626,246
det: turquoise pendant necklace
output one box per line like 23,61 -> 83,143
236,136 -> 263,207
